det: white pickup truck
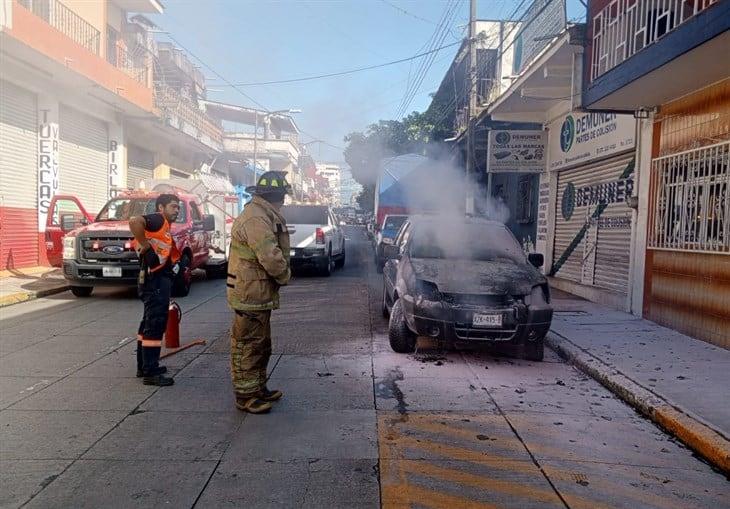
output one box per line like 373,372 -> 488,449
281,205 -> 345,276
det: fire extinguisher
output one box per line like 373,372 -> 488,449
164,301 -> 182,349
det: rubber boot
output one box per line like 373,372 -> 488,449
136,366 -> 168,378
259,387 -> 283,402
235,395 -> 272,414
143,374 -> 174,386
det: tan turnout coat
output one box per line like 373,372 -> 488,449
226,196 -> 291,311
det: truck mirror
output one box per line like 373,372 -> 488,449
203,214 -> 216,232
61,214 -> 77,231
528,253 -> 544,268
383,244 -> 400,260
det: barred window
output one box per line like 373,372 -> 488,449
649,141 -> 729,253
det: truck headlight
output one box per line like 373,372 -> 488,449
63,237 -> 76,260
524,285 -> 549,306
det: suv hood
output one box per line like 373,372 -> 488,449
410,257 -> 545,296
68,221 -> 132,236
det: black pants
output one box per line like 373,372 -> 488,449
136,273 -> 173,375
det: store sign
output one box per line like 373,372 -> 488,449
38,108 -> 60,232
108,139 -> 123,198
560,177 -> 634,221
488,130 -> 547,173
549,111 -> 635,170
512,0 -> 566,74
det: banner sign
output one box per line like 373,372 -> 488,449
549,111 -> 636,170
488,130 -> 547,173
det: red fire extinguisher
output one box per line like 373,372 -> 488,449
164,301 -> 182,349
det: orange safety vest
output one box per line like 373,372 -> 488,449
144,215 -> 181,272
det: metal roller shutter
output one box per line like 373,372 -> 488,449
127,145 -> 155,189
0,80 -> 38,269
59,105 -> 108,216
553,152 -> 635,295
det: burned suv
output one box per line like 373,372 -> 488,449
382,216 -> 552,360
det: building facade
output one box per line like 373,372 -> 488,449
582,0 -> 729,348
0,0 -> 224,270
316,163 -> 342,206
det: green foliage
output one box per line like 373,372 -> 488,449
344,108 -> 451,211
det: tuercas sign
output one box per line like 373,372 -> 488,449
548,111 -> 635,171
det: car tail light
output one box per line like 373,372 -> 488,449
315,228 -> 325,245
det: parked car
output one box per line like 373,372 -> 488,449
374,214 -> 408,273
47,192 -> 216,298
382,215 -> 552,360
281,205 -> 345,276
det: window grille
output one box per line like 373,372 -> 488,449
649,140 -> 729,253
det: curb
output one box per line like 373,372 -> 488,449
0,285 -> 69,308
546,331 -> 730,475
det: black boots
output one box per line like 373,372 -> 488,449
136,366 -> 168,378
143,374 -> 175,386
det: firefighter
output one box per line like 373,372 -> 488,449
227,171 -> 291,413
129,193 -> 181,387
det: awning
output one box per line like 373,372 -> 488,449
201,100 -> 299,134
488,27 -> 583,124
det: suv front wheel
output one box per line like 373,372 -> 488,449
388,298 -> 416,353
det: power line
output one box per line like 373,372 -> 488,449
378,0 -> 439,25
160,31 -> 345,154
396,0 -> 462,118
211,41 -> 461,87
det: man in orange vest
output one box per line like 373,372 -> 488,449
129,193 -> 181,386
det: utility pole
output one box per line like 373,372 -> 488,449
465,0 -> 477,216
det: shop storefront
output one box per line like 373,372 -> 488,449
644,79 -> 730,348
547,110 -> 637,308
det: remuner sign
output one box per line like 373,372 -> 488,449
549,111 -> 635,170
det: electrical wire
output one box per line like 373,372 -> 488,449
396,0 -> 462,118
212,41 -> 462,87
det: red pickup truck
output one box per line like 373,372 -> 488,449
46,192 -> 215,298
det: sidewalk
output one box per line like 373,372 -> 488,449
547,291 -> 730,474
0,266 -> 69,307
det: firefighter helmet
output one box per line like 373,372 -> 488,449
247,171 -> 292,196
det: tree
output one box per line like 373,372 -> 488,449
344,109 -> 451,211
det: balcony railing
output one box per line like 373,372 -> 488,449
591,0 -> 719,80
18,0 -> 100,55
155,84 -> 223,147
17,0 -> 151,86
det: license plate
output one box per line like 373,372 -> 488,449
473,313 -> 502,328
102,266 -> 122,277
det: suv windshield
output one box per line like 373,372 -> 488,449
96,198 -> 186,223
410,222 -> 524,263
383,215 -> 407,232
281,205 -> 328,225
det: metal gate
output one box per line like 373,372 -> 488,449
127,145 -> 155,189
552,152 -> 636,295
59,105 -> 109,215
0,80 -> 38,269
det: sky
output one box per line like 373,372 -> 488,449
151,0 -> 586,164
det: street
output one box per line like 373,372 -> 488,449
0,226 -> 726,508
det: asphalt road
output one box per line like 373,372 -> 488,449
0,226 -> 727,508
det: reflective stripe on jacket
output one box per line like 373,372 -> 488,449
227,196 -> 291,311
145,215 -> 181,272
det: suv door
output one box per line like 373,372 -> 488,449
189,201 -> 208,267
45,195 -> 93,267
383,221 -> 411,302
